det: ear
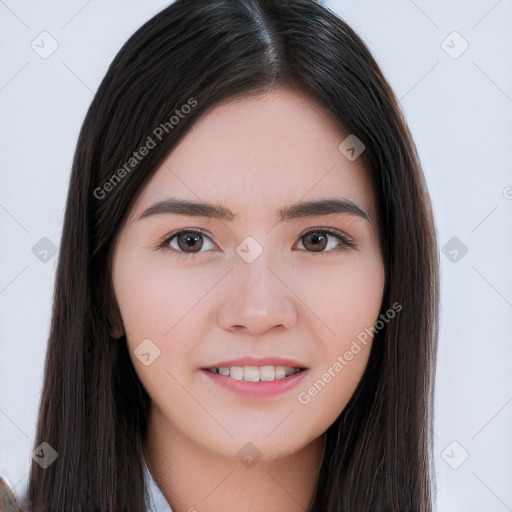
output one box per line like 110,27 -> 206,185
109,317 -> 125,339
107,296 -> 125,339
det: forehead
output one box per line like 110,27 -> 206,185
129,86 -> 375,225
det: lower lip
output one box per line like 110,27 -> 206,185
201,369 -> 308,399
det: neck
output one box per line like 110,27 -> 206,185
144,407 -> 326,512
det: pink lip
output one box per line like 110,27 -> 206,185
202,357 -> 307,369
201,368 -> 309,399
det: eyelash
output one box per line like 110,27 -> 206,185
157,228 -> 355,260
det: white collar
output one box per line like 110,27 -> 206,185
145,464 -> 173,512
1,471 -> 173,512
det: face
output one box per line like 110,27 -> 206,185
111,85 -> 385,461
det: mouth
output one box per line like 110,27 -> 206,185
200,363 -> 309,399
202,365 -> 306,382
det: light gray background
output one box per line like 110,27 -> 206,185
1,1 -> 511,510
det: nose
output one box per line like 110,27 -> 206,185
217,253 -> 298,336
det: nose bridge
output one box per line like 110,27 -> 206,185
238,247 -> 277,301
234,232 -> 280,294
217,241 -> 298,334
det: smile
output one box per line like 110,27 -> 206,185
205,365 -> 302,382
201,365 -> 308,399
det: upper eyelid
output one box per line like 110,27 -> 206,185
162,228 -> 217,245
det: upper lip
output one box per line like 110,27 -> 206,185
202,357 -> 307,369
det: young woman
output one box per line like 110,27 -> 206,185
11,0 -> 439,510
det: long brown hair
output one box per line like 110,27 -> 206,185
23,0 -> 439,510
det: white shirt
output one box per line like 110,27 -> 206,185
145,464 -> 173,512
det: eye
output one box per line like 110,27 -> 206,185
159,230 -> 216,260
296,229 -> 355,255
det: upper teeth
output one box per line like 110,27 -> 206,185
208,366 -> 301,382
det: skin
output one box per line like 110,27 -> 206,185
111,85 -> 385,512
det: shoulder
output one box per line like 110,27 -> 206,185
0,477 -> 21,512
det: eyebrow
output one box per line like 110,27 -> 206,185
138,197 -> 371,225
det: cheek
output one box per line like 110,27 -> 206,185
293,253 -> 384,423
112,252 -> 206,399
112,251 -> 226,390
114,250 -> 213,342
294,251 -> 385,341
113,257 -> 169,341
